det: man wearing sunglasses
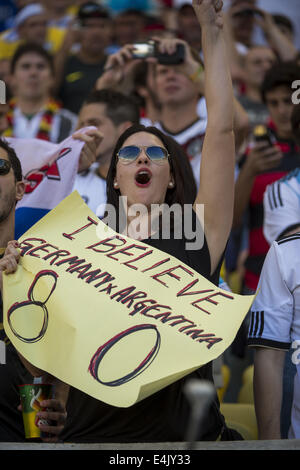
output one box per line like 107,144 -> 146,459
0,139 -> 29,443
0,138 -> 68,442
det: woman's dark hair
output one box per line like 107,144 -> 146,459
106,124 -> 197,231
0,138 -> 22,182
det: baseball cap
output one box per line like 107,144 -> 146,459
77,2 -> 111,23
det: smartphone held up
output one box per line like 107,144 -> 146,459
132,40 -> 185,65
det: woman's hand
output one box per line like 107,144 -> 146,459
192,0 -> 224,29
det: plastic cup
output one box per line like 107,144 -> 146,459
19,383 -> 53,439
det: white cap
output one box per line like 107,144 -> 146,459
14,3 -> 46,29
4,3 -> 46,42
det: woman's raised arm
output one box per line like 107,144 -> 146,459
193,0 -> 235,274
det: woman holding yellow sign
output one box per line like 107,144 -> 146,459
2,0 -> 239,443
59,0 -> 239,443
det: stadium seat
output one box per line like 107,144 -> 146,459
217,364 -> 231,402
220,403 -> 258,440
238,365 -> 254,404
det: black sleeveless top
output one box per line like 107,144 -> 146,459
61,214 -> 225,443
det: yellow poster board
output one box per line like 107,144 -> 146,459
4,192 -> 254,407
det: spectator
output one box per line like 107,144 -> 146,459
237,45 -> 276,130
150,40 -> 207,188
227,0 -> 258,51
176,3 -> 202,54
132,61 -> 162,125
224,1 -> 298,85
96,38 -> 249,189
0,3 -> 66,61
3,43 -> 77,142
41,0 -> 75,29
253,0 -> 300,51
4,0 -> 241,443
233,61 -> 300,295
60,0 -> 238,439
96,39 -> 206,187
111,9 -> 148,48
226,0 -> 297,59
272,14 -> 295,45
0,136 -> 66,442
253,9 -> 298,62
54,2 -> 113,114
229,63 -> 300,396
73,89 -> 140,216
263,103 -> 300,245
248,234 -> 300,439
259,104 -> 300,438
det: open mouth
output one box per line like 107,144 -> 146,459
135,169 -> 152,187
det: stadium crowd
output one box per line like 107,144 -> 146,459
1,0 -> 300,444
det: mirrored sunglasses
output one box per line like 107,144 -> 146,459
117,145 -> 169,165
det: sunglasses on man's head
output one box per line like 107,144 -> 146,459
0,159 -> 11,175
117,146 -> 169,165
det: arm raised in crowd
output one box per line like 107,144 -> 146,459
255,10 -> 298,62
192,0 -> 235,275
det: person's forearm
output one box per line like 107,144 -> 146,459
233,98 -> 250,152
233,166 -> 255,228
253,348 -> 285,440
266,24 -> 298,61
201,23 -> 234,134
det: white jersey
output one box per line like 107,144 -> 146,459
73,164 -> 107,218
12,106 -> 77,143
247,234 -> 300,438
154,117 -> 207,189
263,168 -> 300,244
141,97 -> 207,189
